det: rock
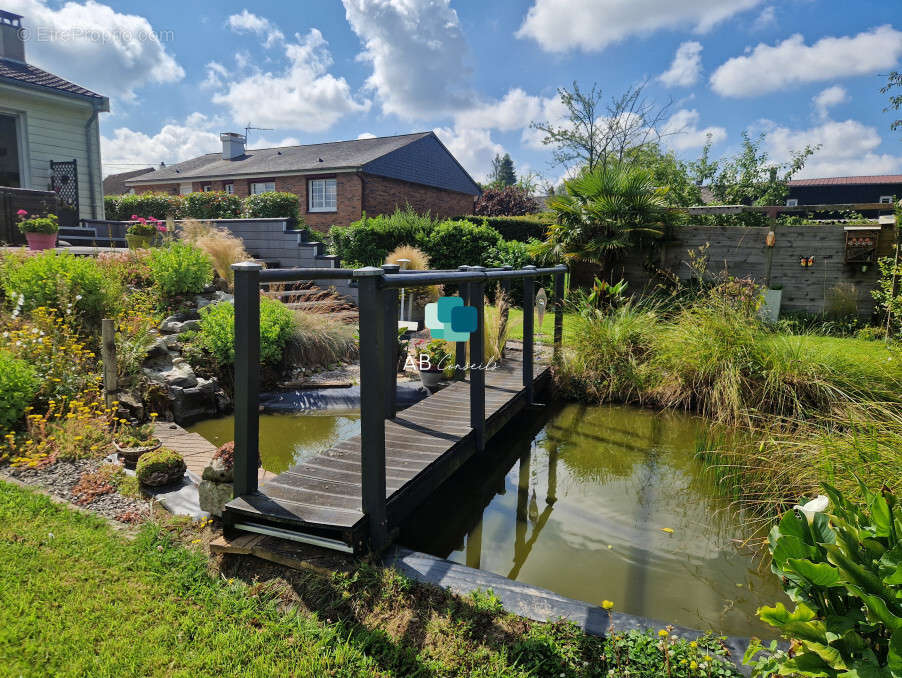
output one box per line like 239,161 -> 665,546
116,391 -> 145,421
159,310 -> 201,334
168,378 -> 218,425
145,337 -> 170,360
165,361 -> 197,388
136,448 -> 186,487
198,479 -> 233,517
202,457 -> 232,483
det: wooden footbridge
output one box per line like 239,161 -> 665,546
223,263 -> 567,553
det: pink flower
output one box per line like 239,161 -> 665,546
16,209 -> 28,217
130,214 -> 139,220
137,217 -> 146,224
157,224 -> 167,232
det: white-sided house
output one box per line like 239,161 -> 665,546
0,9 -> 108,225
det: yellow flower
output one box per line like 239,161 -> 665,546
689,641 -> 697,649
602,600 -> 614,610
658,629 -> 668,638
660,528 -> 674,534
689,661 -> 698,671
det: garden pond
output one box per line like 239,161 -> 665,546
190,403 -> 785,637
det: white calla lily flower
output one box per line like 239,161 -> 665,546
793,495 -> 829,523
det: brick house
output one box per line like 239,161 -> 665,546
125,131 -> 480,229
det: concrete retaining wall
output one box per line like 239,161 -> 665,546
611,223 -> 896,317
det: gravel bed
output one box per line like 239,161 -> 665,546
1,458 -> 152,523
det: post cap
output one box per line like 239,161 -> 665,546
353,266 -> 385,278
231,261 -> 263,271
523,264 -> 537,270
381,263 -> 401,272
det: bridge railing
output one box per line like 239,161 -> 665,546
232,262 -> 567,550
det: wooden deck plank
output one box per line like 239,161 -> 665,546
224,358 -> 550,549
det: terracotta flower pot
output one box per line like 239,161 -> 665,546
114,439 -> 161,469
24,232 -> 57,251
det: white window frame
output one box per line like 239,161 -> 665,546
179,182 -> 193,195
879,195 -> 894,204
0,107 -> 30,190
250,181 -> 275,195
786,199 -> 799,207
202,184 -> 212,192
224,183 -> 234,195
308,178 -> 337,213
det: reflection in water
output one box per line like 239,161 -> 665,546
188,412 -> 360,474
400,403 -> 786,637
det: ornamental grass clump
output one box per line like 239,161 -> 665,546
284,310 -> 358,368
177,219 -> 252,290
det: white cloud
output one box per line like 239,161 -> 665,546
201,61 -> 228,89
433,126 -> 504,182
658,41 -> 703,88
6,0 -> 183,99
751,6 -> 776,31
812,86 -> 849,121
761,118 -> 902,178
662,109 -> 727,150
516,0 -> 762,53
455,88 -> 558,132
342,0 -> 472,119
356,132 -> 377,139
101,113 -> 221,173
227,9 -> 284,47
711,25 -> 902,97
211,28 -> 371,131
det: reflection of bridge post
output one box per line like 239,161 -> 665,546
514,450 -> 531,564
466,520 -> 483,569
546,446 -> 558,505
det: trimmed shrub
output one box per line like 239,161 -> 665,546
182,191 -> 243,219
329,207 -> 431,266
148,242 -> 214,297
198,296 -> 294,366
136,447 -> 186,486
424,219 -> 502,270
0,351 -> 38,430
1,250 -> 120,324
474,186 -> 540,216
105,193 -> 183,221
455,214 -> 550,242
243,191 -> 301,224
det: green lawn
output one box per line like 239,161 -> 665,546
486,306 -> 579,344
0,480 -> 740,678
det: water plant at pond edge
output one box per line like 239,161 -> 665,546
745,483 -> 902,677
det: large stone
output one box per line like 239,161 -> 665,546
168,378 -> 218,425
159,318 -> 200,334
164,358 -> 197,388
145,337 -> 170,360
198,479 -> 233,517
116,391 -> 145,421
202,457 -> 232,483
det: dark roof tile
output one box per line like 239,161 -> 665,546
0,57 -> 107,106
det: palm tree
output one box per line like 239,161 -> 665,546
536,163 -> 670,267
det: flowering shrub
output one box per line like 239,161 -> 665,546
96,249 -> 154,288
148,242 -> 214,297
0,386 -> 113,466
198,297 -> 294,366
126,215 -> 162,237
0,351 -> 37,431
16,211 -> 59,234
1,251 -> 120,325
0,307 -> 98,408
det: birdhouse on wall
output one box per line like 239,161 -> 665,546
843,226 -> 880,265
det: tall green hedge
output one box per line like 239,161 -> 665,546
449,214 -> 552,242
104,191 -> 300,222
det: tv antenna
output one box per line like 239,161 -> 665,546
244,122 -> 273,142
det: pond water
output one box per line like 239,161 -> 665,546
188,412 -> 360,474
189,403 -> 785,636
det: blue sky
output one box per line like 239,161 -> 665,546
8,0 -> 902,183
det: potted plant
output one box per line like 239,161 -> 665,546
16,210 -> 59,250
125,215 -> 161,249
414,339 -> 451,388
114,422 -> 161,468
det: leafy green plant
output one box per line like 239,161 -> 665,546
425,219 -> 502,270
198,297 -> 294,367
115,422 -> 158,449
148,242 -> 214,297
243,191 -> 301,224
746,483 -> 902,677
105,192 -> 184,221
1,250 -> 120,325
0,352 -> 38,430
17,212 -> 59,234
181,191 -> 243,219
413,339 -> 452,372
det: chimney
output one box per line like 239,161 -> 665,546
0,10 -> 25,63
220,132 -> 246,160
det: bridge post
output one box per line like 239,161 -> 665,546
232,261 -> 262,497
553,265 -> 565,364
355,267 -> 389,551
468,267 -> 486,451
455,266 -> 469,380
522,265 -> 536,405
381,264 -> 400,420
